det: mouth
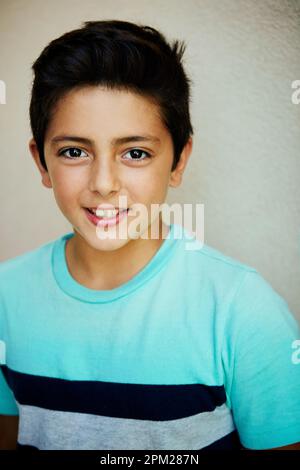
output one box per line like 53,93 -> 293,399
86,207 -> 129,216
84,207 -> 130,227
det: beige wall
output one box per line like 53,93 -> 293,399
0,0 -> 299,319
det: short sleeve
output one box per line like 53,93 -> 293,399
0,366 -> 19,416
222,270 -> 300,450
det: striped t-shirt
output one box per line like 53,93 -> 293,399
0,223 -> 299,450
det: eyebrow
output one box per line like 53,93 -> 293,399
50,134 -> 161,146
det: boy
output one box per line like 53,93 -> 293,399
0,20 -> 300,451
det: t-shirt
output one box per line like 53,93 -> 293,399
0,223 -> 299,450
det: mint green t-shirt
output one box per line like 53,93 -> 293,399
0,223 -> 299,450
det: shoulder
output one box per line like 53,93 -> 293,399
192,244 -> 284,322
177,225 -> 257,274
195,242 -> 256,274
177,225 -> 299,327
176,225 -> 258,297
0,235 -> 62,291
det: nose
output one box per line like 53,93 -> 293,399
88,156 -> 121,197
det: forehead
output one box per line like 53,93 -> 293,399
46,86 -> 166,141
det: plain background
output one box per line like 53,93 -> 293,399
0,0 -> 299,320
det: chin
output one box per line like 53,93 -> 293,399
92,237 -> 132,252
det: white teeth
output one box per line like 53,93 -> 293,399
95,209 -> 119,218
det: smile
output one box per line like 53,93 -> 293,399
84,207 -> 129,227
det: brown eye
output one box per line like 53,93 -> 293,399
123,149 -> 151,162
58,148 -> 88,159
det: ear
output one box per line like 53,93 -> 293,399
29,138 -> 52,189
169,136 -> 193,188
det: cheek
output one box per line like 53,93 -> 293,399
51,168 -> 84,204
148,167 -> 170,199
135,176 -> 168,209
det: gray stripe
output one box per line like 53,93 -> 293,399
17,401 -> 235,450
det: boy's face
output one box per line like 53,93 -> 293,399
29,86 -> 192,252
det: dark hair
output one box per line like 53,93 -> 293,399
29,19 -> 194,172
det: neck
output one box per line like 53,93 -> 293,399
65,217 -> 170,290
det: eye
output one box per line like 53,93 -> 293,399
58,147 -> 88,159
123,148 -> 151,162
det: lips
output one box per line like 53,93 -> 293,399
84,207 -> 129,227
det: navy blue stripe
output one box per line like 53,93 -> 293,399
200,431 -> 243,450
17,432 -> 242,451
2,365 -> 226,420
